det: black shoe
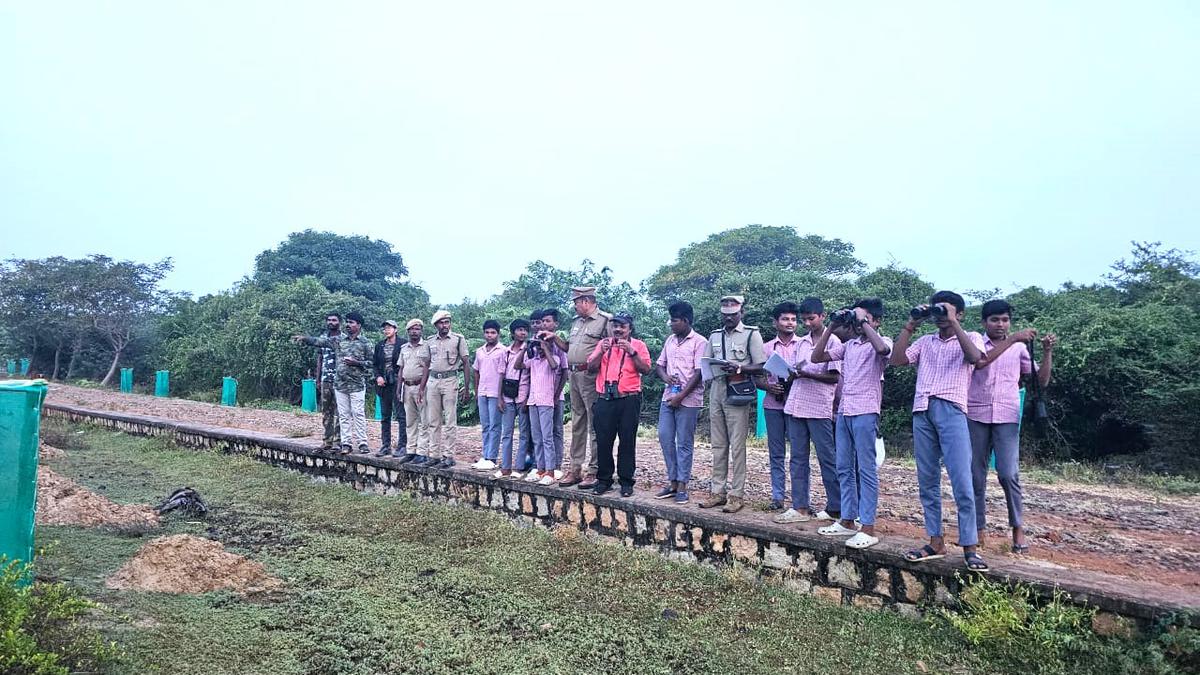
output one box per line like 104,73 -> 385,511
767,499 -> 784,511
620,485 -> 634,498
375,445 -> 392,457
593,483 -> 612,496
357,444 -> 370,455
339,445 -> 353,455
438,457 -> 456,468
395,453 -> 417,465
410,455 -> 429,465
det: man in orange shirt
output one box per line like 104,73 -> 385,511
585,313 -> 651,497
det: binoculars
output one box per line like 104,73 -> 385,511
910,304 -> 949,320
830,309 -> 861,325
603,381 -> 619,399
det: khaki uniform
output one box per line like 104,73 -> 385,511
704,322 -> 766,497
399,340 -> 431,454
427,332 -> 469,458
566,309 -> 611,476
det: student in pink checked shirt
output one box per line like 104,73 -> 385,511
969,300 -> 1056,554
891,290 -> 991,571
470,320 -> 508,471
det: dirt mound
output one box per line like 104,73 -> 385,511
39,443 -> 66,460
36,467 -> 160,528
106,534 -> 282,594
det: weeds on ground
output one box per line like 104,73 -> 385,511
1025,461 -> 1200,496
0,559 -> 120,675
942,576 -> 1198,674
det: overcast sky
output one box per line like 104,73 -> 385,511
2,2 -> 1197,305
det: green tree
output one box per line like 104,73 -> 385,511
254,230 -> 423,305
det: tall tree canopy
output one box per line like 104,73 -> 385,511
253,230 -> 413,303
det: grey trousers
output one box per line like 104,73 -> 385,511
968,420 -> 1024,530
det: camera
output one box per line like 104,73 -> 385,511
910,304 -> 949,321
830,309 -> 859,325
526,338 -> 542,359
603,381 -> 619,399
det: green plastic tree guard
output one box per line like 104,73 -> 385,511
5,360 -> 15,376
119,368 -> 134,393
375,394 -> 382,420
0,379 -> 48,574
754,389 -> 767,437
301,379 -> 318,412
221,377 -> 238,407
18,358 -> 30,376
155,370 -> 170,397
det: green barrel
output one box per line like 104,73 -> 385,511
0,379 -> 48,571
221,377 -> 238,407
301,379 -> 318,412
119,368 -> 134,393
5,360 -> 15,376
19,359 -> 30,376
155,370 -> 170,397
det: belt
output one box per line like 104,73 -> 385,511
600,391 -> 642,401
568,364 -> 590,372
429,371 -> 458,380
402,378 -> 422,386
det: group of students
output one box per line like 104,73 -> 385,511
298,286 -> 1055,572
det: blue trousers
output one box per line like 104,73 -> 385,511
763,408 -> 790,502
477,395 -> 501,461
499,401 -> 531,471
530,405 -> 557,471
968,420 -> 1024,530
552,399 -> 565,469
836,413 -> 880,525
786,416 -> 839,514
657,402 -> 700,483
913,398 -> 978,547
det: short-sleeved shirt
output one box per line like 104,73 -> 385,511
824,334 -> 892,417
399,340 -> 431,381
524,343 -> 567,407
500,344 -> 531,404
783,333 -> 841,420
566,310 -> 611,366
703,323 -> 767,380
473,342 -> 508,398
968,338 -> 1032,424
429,332 -> 470,374
656,330 -> 707,407
761,334 -> 804,411
589,339 -> 651,395
905,331 -> 986,413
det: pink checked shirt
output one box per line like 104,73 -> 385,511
472,343 -> 508,398
968,338 -> 1032,424
783,333 -> 841,419
655,330 -> 707,408
499,344 -> 530,404
761,334 -> 803,411
905,331 -> 986,413
523,343 -> 566,407
824,334 -> 892,417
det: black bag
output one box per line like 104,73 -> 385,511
721,329 -> 758,406
501,351 -> 520,399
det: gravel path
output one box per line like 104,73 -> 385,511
47,383 -> 1200,593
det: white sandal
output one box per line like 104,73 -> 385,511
818,522 -> 861,536
845,532 -> 879,549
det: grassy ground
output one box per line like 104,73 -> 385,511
32,421 -> 1113,674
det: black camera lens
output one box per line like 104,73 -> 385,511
931,304 -> 948,318
909,307 -> 928,320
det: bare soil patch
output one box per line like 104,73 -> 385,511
36,466 -> 160,529
106,534 -> 282,594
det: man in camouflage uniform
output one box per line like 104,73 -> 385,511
293,310 -> 375,454
315,312 -> 343,450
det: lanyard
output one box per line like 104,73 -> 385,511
605,344 -> 629,385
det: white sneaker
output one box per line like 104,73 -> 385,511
492,469 -> 505,479
772,508 -> 811,524
846,532 -> 879,549
474,459 -> 496,471
553,469 -> 564,480
508,470 -> 524,480
524,471 -> 542,483
813,510 -> 836,521
818,522 -> 861,536
538,475 -> 555,486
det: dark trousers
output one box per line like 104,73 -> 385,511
320,381 -> 340,448
378,383 -> 407,450
593,394 -> 641,488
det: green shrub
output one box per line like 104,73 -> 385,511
0,559 -> 120,675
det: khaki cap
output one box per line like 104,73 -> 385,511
571,286 -> 597,301
431,310 -> 452,324
380,319 -> 398,329
405,318 -> 424,331
719,295 -> 745,314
